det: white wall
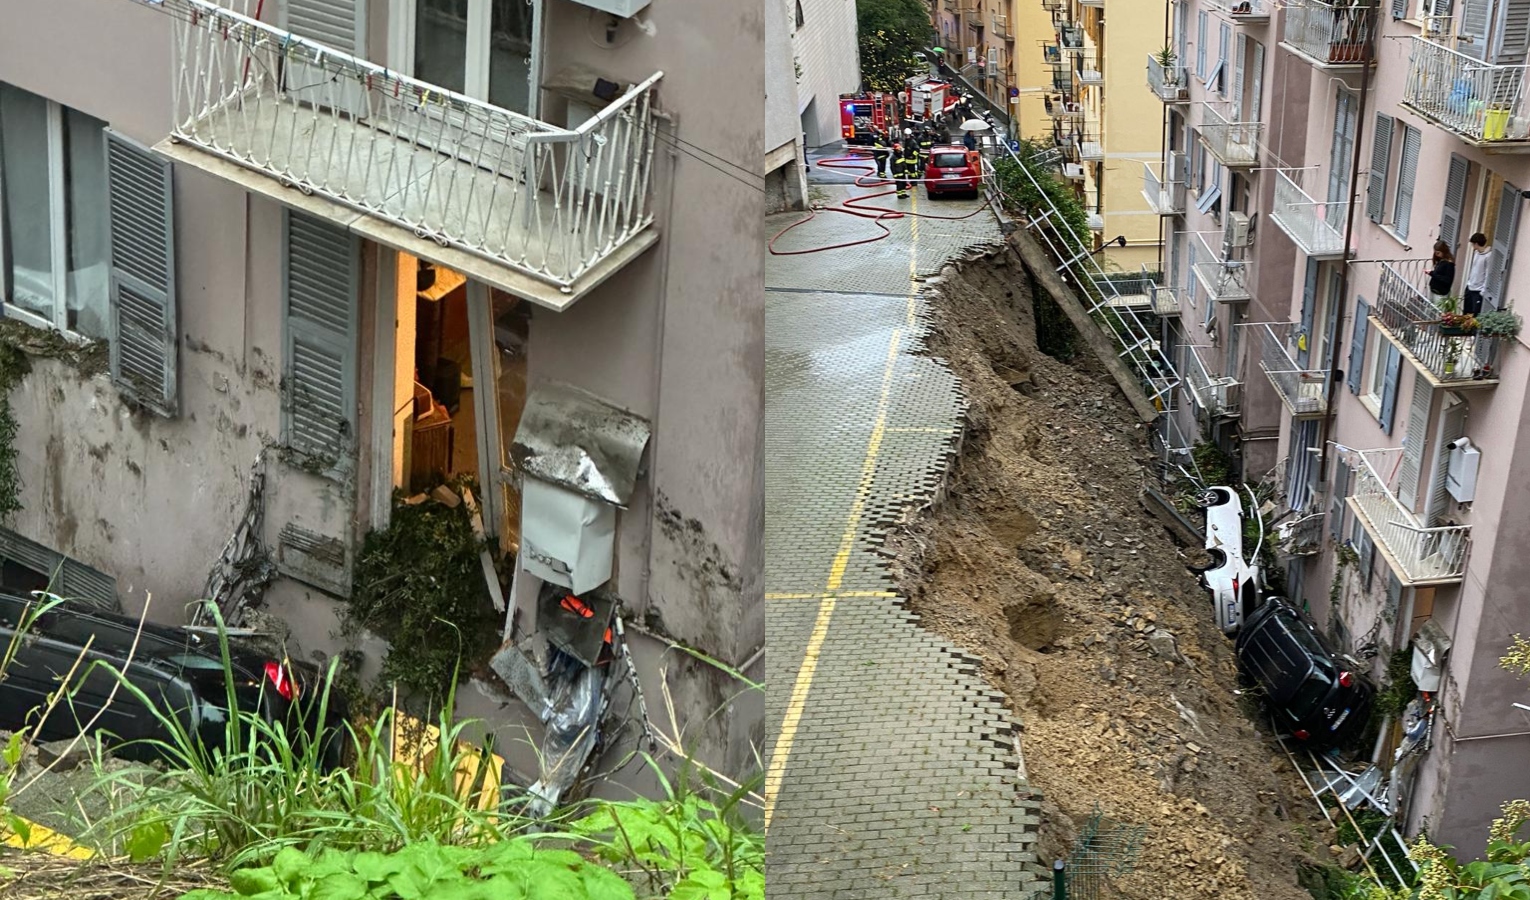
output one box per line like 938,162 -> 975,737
793,0 -> 861,147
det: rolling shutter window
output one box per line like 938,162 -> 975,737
284,0 -> 361,54
1394,125 -> 1423,239
105,131 -> 178,417
1367,113 -> 1394,223
282,211 -> 359,466
1487,180 -> 1522,309
1348,298 -> 1369,394
1379,343 -> 1403,435
1397,375 -> 1434,509
1440,154 -> 1470,250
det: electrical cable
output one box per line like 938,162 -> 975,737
768,150 -> 993,256
653,132 -> 764,192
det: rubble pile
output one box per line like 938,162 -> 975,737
891,245 -> 1332,900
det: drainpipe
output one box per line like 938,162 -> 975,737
1316,1 -> 1379,481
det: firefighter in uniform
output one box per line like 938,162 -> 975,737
893,141 -> 919,198
871,127 -> 892,180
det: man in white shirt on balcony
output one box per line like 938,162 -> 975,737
1463,231 -> 1491,315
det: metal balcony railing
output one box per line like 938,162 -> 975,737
164,0 -> 661,294
1141,157 -> 1186,215
1257,323 -> 1329,416
1096,268 -> 1163,310
1269,169 -> 1348,258
1182,344 -> 1241,417
1282,0 -> 1377,67
1061,25 -> 1085,50
1147,54 -> 1190,102
1210,0 -> 1271,21
1402,36 -> 1530,144
992,14 -> 1013,39
1348,447 -> 1471,584
1151,284 -> 1184,317
1079,136 -> 1104,161
1191,232 -> 1252,303
1200,104 -> 1262,166
1078,67 -> 1104,87
1375,259 -> 1505,383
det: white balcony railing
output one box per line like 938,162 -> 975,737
1200,104 -> 1262,166
1282,0 -> 1377,67
1151,284 -> 1184,316
165,0 -> 661,294
1402,36 -> 1530,143
1079,68 -> 1104,87
992,14 -> 1013,38
1079,139 -> 1104,161
1182,344 -> 1240,417
1210,0 -> 1271,21
1147,54 -> 1190,102
1256,323 -> 1329,416
1375,260 -> 1505,383
1348,448 -> 1470,584
1269,169 -> 1348,258
1191,232 -> 1252,303
1141,157 -> 1186,215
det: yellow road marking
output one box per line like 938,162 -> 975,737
886,426 -> 956,434
765,591 -> 897,600
765,192 -> 922,831
1,815 -> 95,860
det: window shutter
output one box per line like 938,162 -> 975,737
1197,11 -> 1208,77
1233,33 -> 1247,118
1426,396 -> 1467,524
1331,461 -> 1350,540
1391,0 -> 1408,17
0,527 -> 119,612
1298,258 -> 1319,367
1460,0 -> 1491,59
284,0 -> 361,54
1348,298 -> 1369,394
1440,154 -> 1470,249
1379,343 -> 1402,435
1328,90 -> 1356,206
106,131 -> 178,417
1487,180 -> 1522,309
1397,375 -> 1434,509
1367,113 -> 1394,223
1250,41 -> 1265,122
1494,0 -> 1530,64
1394,125 -> 1422,238
282,211 -> 358,465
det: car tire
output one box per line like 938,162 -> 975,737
1195,488 -> 1230,508
1189,548 -> 1226,576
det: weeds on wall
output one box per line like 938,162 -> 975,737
0,340 -> 30,522
992,144 -> 1092,262
346,480 -> 502,703
1373,648 -> 1419,721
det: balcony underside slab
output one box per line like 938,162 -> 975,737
1345,496 -> 1465,586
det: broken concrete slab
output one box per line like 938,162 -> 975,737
35,739 -> 93,772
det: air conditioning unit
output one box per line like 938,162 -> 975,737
1224,211 -> 1252,248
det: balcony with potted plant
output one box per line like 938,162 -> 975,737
1148,47 -> 1189,103
1372,260 -> 1520,387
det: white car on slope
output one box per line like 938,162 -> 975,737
1194,485 -> 1263,635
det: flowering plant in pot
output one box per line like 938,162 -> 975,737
1440,311 -> 1478,335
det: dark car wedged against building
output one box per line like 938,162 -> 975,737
1235,597 -> 1375,749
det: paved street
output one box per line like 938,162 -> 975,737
764,152 -> 1047,899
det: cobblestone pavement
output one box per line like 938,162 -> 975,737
765,152 -> 1047,899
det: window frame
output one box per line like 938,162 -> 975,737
389,0 -> 544,117
1362,329 -> 1387,411
0,87 -> 107,339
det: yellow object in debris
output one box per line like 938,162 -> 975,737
389,711 -> 507,814
0,815 -> 95,860
1297,332 -> 1308,353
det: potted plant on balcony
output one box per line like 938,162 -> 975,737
1156,46 -> 1179,83
1443,337 -> 1461,376
1440,311 -> 1478,335
1475,308 -> 1523,338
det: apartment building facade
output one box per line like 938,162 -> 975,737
790,0 -> 860,148
1155,0 -> 1530,853
0,0 -> 763,784
767,0 -> 809,210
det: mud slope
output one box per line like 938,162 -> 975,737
892,245 -> 1330,900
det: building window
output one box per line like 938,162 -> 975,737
1196,10 -> 1208,77
1362,330 -> 1387,409
412,0 -> 539,115
1393,123 -> 1422,239
0,82 -> 110,338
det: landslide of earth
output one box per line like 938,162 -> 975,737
891,244 -> 1333,900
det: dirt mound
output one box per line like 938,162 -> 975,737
891,245 -> 1331,900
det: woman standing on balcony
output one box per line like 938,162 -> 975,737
1428,240 -> 1456,302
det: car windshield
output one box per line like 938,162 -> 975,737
1287,669 -> 1334,719
933,153 -> 967,168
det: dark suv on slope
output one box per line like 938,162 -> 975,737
1235,597 -> 1374,749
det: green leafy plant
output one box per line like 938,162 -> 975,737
1155,45 -> 1179,72
1374,648 -> 1419,720
1398,800 -> 1530,900
856,0 -> 933,92
1474,308 -> 1523,338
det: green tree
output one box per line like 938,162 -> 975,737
856,0 -> 933,91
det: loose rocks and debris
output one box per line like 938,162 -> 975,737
890,245 -> 1332,900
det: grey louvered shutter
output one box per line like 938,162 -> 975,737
0,528 -> 119,612
1329,90 -> 1357,206
1426,397 -> 1467,524
1232,33 -> 1247,119
1379,343 -> 1402,435
282,211 -> 358,466
106,131 -> 178,417
1331,461 -> 1349,540
1367,113 -> 1394,223
1298,258 -> 1318,367
1487,180 -> 1522,308
1394,125 -> 1422,238
1461,0 -> 1491,59
1397,375 -> 1434,509
1250,41 -> 1265,121
1348,298 -> 1369,393
1440,154 -> 1470,249
1495,0 -> 1530,64
1391,0 -> 1408,16
284,0 -> 361,53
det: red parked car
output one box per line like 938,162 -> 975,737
924,146 -> 982,199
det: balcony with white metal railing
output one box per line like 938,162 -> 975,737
1141,156 -> 1186,215
992,14 -> 1013,40
156,0 -> 662,310
1374,259 -> 1505,387
1200,104 -> 1262,167
1281,0 -> 1377,69
1269,168 -> 1349,258
1060,24 -> 1085,51
1257,323 -> 1329,417
1190,232 -> 1252,303
1147,54 -> 1190,103
1402,36 -> 1530,147
1182,344 -> 1241,418
1209,0 -> 1271,22
1150,284 -> 1183,317
1347,447 -> 1471,585
1078,66 -> 1104,87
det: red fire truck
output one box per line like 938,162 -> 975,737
901,78 -> 960,125
838,92 -> 897,145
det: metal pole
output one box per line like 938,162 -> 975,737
1053,859 -> 1067,900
